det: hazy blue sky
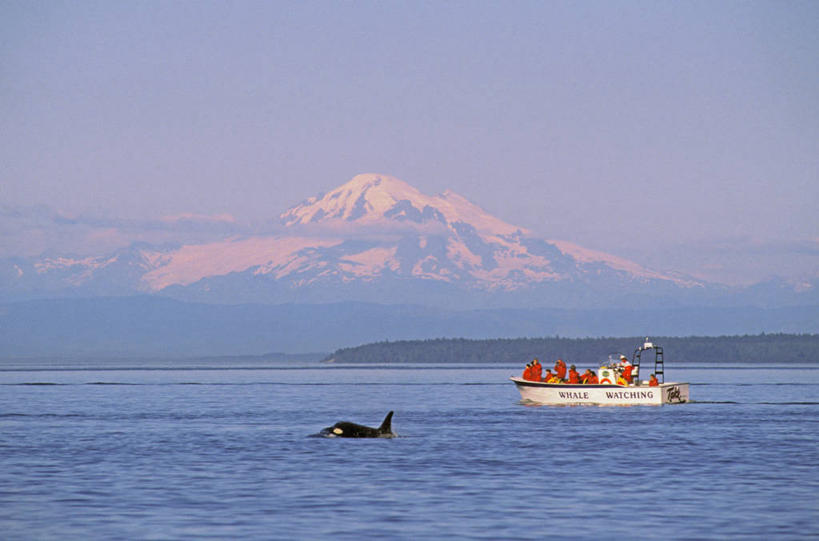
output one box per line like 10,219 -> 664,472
2,1 -> 817,284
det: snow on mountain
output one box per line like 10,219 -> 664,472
435,189 -> 522,236
34,255 -> 120,286
4,173 -> 706,304
140,236 -> 342,290
548,240 -> 700,287
280,173 -> 521,235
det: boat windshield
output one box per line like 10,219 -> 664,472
603,353 -> 627,365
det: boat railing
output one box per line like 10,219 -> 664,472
633,339 -> 664,383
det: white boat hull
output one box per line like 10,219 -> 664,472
510,377 -> 689,406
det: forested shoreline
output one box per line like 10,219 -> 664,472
323,334 -> 819,364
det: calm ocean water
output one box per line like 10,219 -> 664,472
1,362 -> 818,540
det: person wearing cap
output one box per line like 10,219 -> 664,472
649,373 -> 659,387
567,364 -> 580,384
554,359 -> 567,381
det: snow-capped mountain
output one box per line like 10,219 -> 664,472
280,173 -> 520,235
145,174 -> 700,301
1,173 -> 733,307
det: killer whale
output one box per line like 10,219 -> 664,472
318,411 -> 396,438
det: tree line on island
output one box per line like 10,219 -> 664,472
323,333 -> 819,364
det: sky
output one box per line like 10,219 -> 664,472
2,1 -> 817,285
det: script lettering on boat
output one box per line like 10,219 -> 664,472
666,386 -> 684,403
604,391 -> 655,400
558,391 -> 589,400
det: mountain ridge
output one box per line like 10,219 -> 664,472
1,173 -> 814,308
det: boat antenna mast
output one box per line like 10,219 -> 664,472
633,337 -> 664,383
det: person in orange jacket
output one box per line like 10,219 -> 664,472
554,359 -> 567,381
532,359 -> 543,382
649,374 -> 659,387
587,371 -> 599,385
522,362 -> 533,381
567,364 -> 580,384
542,369 -> 555,383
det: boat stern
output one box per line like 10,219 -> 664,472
660,382 -> 689,404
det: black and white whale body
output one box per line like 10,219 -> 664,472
319,411 -> 396,438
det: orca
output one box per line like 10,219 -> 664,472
318,411 -> 396,438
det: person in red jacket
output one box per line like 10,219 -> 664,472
554,359 -> 567,381
649,374 -> 659,386
532,359 -> 543,382
622,360 -> 634,384
567,365 -> 580,384
587,371 -> 599,385
522,362 -> 533,381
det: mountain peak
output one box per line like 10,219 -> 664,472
280,173 -> 431,226
279,173 -> 522,235
344,173 -> 412,192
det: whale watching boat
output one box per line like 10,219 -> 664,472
510,339 -> 689,406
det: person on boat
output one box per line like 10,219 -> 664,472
586,371 -> 599,385
567,365 -> 580,384
580,369 -> 593,384
522,362 -> 533,381
649,374 -> 659,387
619,355 -> 634,384
532,359 -> 543,381
554,359 -> 567,381
543,369 -> 562,383
622,363 -> 634,384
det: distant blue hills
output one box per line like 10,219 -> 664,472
1,296 -> 816,359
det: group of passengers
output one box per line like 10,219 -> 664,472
521,356 -> 659,387
521,358 -> 582,383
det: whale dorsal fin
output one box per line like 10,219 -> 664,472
378,411 -> 394,434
